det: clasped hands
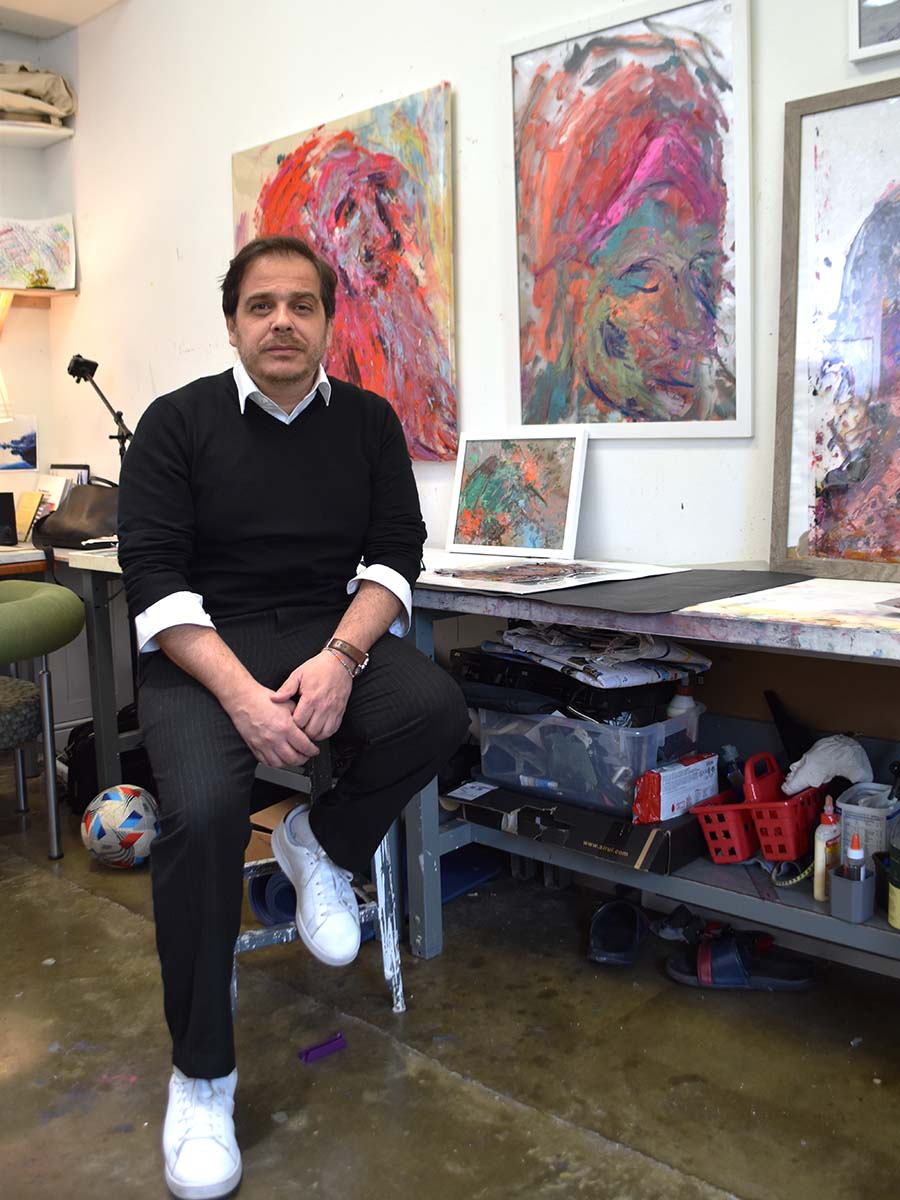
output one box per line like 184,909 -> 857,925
226,649 -> 353,768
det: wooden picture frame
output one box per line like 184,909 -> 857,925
509,0 -> 752,438
446,428 -> 588,558
771,77 -> 900,581
848,0 -> 900,62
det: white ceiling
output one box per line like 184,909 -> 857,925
0,1 -> 120,39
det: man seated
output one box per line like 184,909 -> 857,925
118,234 -> 468,1200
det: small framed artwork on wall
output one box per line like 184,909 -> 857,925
510,0 -> 751,438
848,0 -> 900,62
447,429 -> 588,558
771,77 -> 900,581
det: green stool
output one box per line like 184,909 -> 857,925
0,580 -> 85,859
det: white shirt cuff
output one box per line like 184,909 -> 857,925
134,591 -> 216,653
347,564 -> 412,637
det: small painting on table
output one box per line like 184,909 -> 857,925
447,429 -> 587,558
232,83 -> 457,462
772,78 -> 900,581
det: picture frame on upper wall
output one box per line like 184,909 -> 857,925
509,0 -> 751,439
849,0 -> 900,62
446,428 -> 588,559
771,77 -> 900,582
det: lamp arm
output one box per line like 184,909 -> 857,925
86,376 -> 133,458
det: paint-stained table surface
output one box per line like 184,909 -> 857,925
413,575 -> 900,662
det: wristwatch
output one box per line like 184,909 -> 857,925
325,637 -> 370,677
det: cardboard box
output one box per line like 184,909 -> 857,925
245,828 -> 275,864
450,782 -> 705,875
244,796 -> 306,864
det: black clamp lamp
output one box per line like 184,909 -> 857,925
67,354 -> 133,462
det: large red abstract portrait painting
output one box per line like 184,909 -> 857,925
232,83 -> 457,461
513,1 -> 750,437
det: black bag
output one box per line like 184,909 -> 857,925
32,476 -> 118,550
61,703 -> 158,815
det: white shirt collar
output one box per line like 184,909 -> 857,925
232,358 -> 331,418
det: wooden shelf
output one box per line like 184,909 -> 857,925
0,287 -> 77,332
6,288 -> 78,310
0,121 -> 74,149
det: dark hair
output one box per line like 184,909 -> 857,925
221,235 -> 337,320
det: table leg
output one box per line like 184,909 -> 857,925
405,609 -> 445,959
82,571 -> 122,788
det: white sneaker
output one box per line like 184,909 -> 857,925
271,807 -> 361,967
163,1067 -> 242,1200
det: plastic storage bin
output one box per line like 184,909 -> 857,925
477,705 -> 703,815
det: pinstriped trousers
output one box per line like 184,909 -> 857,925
138,605 -> 469,1079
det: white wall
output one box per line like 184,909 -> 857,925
20,0 -> 900,561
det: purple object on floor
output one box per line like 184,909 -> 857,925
298,1031 -> 346,1064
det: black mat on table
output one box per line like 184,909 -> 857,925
435,568 -> 813,616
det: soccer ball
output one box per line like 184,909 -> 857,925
80,785 -> 160,868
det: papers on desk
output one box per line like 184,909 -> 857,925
418,549 -> 682,595
66,547 -> 121,573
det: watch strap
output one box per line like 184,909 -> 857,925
325,637 -> 369,674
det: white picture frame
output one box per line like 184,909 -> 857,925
849,0 -> 900,62
446,428 -> 588,558
507,0 -> 752,438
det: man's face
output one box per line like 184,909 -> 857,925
226,253 -> 332,398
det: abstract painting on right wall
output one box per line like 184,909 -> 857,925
772,78 -> 900,582
512,0 -> 751,437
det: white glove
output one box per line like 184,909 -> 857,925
782,734 -> 873,795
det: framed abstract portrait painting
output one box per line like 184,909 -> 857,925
772,78 -> 900,582
447,429 -> 588,559
232,84 -> 457,463
511,0 -> 751,437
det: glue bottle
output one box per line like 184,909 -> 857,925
813,795 -> 841,902
666,683 -> 696,719
844,832 -> 866,881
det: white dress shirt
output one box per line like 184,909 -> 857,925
134,360 -> 413,652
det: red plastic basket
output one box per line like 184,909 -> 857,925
748,788 -> 825,860
693,791 -> 760,863
743,752 -> 825,861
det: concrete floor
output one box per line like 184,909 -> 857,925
1,768 -> 897,1199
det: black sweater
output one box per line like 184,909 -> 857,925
117,370 -> 426,623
